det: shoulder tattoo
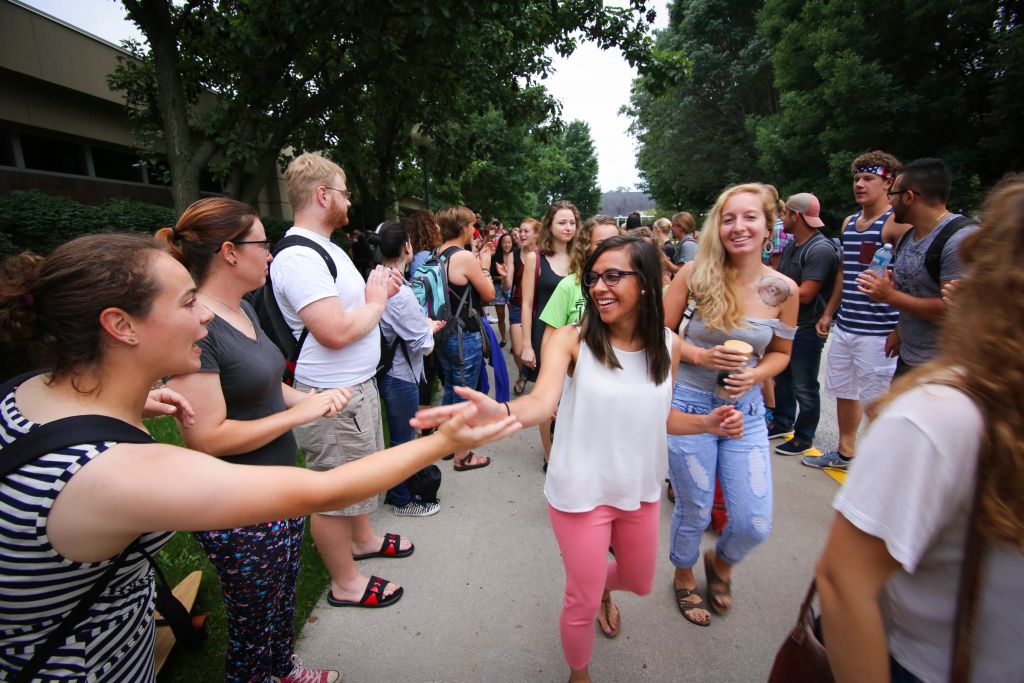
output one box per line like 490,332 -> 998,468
757,275 -> 791,307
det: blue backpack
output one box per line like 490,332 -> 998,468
409,248 -> 453,322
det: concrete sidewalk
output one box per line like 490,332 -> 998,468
296,343 -> 843,682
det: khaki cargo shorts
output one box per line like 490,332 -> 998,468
293,377 -> 385,516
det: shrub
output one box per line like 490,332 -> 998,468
0,191 -> 286,258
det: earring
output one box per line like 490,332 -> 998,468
122,336 -> 137,344
762,237 -> 773,256
641,289 -> 646,295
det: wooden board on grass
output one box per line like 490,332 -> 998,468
153,570 -> 202,675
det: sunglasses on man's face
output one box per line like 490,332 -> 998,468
583,269 -> 639,287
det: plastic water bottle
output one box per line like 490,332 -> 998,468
867,243 -> 893,275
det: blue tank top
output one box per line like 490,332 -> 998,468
835,209 -> 900,336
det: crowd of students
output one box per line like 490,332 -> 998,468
0,150 -> 1021,683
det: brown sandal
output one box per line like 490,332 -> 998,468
454,451 -> 490,471
674,586 -> 711,627
703,552 -> 732,614
597,595 -> 620,638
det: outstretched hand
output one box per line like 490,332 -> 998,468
144,387 -> 196,428
411,386 -> 506,431
436,403 -> 521,453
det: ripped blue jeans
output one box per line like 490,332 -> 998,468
667,383 -> 772,568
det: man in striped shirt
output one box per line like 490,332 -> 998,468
803,151 -> 911,470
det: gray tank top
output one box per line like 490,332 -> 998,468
679,311 -> 796,392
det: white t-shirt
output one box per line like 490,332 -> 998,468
270,227 -> 380,387
544,328 -> 673,512
834,384 -> 1024,683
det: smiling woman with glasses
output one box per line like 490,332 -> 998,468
413,235 -> 743,683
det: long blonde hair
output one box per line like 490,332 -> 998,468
871,175 -> 1024,549
689,183 -> 776,331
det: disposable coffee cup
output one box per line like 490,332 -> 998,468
715,340 -> 754,401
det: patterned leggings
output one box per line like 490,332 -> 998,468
193,516 -> 304,682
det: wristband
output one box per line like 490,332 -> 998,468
503,402 -> 511,416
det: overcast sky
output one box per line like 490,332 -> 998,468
20,0 -> 668,192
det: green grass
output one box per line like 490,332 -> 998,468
145,416 -> 330,682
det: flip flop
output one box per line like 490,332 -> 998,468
674,586 -> 711,627
513,375 -> 527,395
597,596 -> 621,638
352,532 -> 414,561
327,575 -> 403,608
704,551 -> 732,614
454,452 -> 490,472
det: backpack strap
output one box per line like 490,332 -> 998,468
924,216 -> 976,283
0,384 -> 160,682
266,235 -> 338,384
893,215 -> 976,284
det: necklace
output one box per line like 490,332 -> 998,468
199,291 -> 242,314
198,291 -> 256,336
926,210 -> 950,233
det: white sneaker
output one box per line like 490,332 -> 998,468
487,314 -> 499,323
272,654 -> 341,683
393,500 -> 441,517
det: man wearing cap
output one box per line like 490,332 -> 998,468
770,192 -> 840,457
803,151 -> 911,471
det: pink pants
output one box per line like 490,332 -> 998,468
547,501 -> 660,670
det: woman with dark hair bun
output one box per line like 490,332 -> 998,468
156,197 -> 350,682
0,233 -> 518,681
414,236 -> 743,683
369,220 -> 444,516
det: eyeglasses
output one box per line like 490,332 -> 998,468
214,239 -> 273,253
324,186 -> 352,200
583,269 -> 639,288
886,187 -> 914,198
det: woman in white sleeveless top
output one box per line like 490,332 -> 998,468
415,235 -> 743,683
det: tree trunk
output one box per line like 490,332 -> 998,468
123,0 -> 214,214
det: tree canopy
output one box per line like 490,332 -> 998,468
110,0 -> 656,216
629,0 -> 1023,226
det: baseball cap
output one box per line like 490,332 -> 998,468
785,193 -> 825,228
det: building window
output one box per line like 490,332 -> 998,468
92,146 -> 144,183
19,132 -> 87,175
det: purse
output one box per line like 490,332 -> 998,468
769,380 -> 989,683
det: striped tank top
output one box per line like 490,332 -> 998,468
0,386 -> 172,681
835,209 -> 900,336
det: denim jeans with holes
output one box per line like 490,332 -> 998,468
667,383 -> 773,568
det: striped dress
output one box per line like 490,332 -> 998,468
835,209 -> 900,336
0,386 -> 172,681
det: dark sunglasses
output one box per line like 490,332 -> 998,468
583,269 -> 639,287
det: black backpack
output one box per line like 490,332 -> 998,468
247,235 -> 337,386
893,215 -> 978,283
406,464 -> 442,504
375,329 -> 411,382
0,371 -> 206,683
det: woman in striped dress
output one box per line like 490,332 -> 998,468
0,234 -> 518,681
